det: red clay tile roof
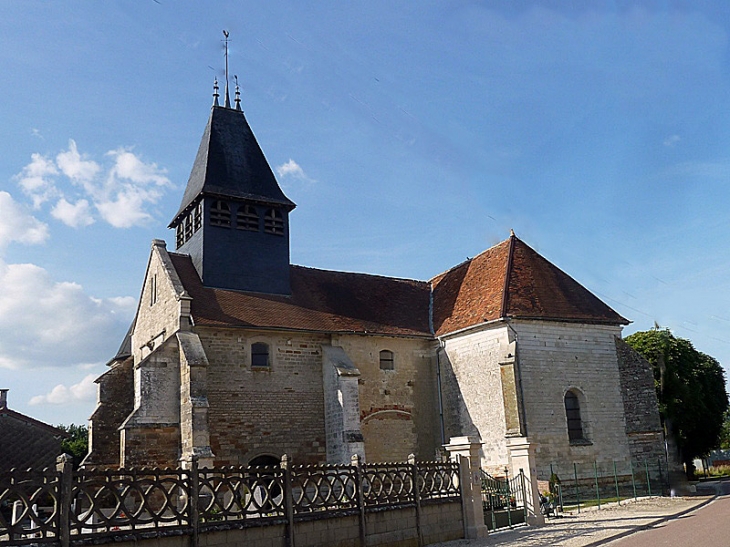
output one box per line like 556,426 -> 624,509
431,240 -> 511,335
170,253 -> 432,337
431,235 -> 628,335
169,234 -> 626,338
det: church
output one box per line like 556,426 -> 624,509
84,80 -> 665,481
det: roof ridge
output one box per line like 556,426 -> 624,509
290,264 -> 428,285
500,232 -> 517,317
428,235 -> 512,283
0,408 -> 69,437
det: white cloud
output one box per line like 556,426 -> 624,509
56,140 -> 100,185
51,198 -> 95,228
0,191 -> 49,249
14,141 -> 172,229
29,374 -> 98,405
663,135 -> 681,147
0,259 -> 134,370
15,153 -> 59,208
276,159 -> 310,180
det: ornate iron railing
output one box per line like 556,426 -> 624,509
197,465 -> 285,523
70,467 -> 189,535
290,464 -> 357,514
0,467 -> 60,545
0,454 -> 461,547
361,463 -> 413,508
418,461 -> 460,501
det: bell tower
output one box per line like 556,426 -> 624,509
169,63 -> 295,295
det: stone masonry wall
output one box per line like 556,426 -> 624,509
132,241 -> 186,365
334,335 -> 439,462
512,320 -> 632,477
120,337 -> 181,468
614,337 -> 665,463
199,327 -> 329,465
84,358 -> 134,468
440,325 -> 513,474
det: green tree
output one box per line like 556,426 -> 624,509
57,423 -> 89,468
625,328 -> 728,476
720,411 -> 730,450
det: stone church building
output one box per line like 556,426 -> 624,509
84,87 -> 664,480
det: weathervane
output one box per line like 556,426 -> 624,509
223,30 -> 231,108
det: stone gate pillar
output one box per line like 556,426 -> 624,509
444,436 -> 488,539
507,437 -> 544,525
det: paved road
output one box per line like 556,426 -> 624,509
605,495 -> 730,547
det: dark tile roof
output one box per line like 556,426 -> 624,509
165,233 -> 626,340
431,234 -> 628,335
170,106 -> 295,227
0,408 -> 68,472
170,253 -> 432,337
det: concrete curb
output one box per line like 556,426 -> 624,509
580,495 -> 718,547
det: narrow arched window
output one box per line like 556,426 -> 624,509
379,350 -> 394,371
176,223 -> 185,248
264,209 -> 284,235
237,204 -> 259,231
193,202 -> 202,232
251,342 -> 270,368
184,213 -> 193,239
564,390 -> 584,441
210,200 -> 231,226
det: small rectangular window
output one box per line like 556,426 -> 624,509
251,342 -> 270,368
379,350 -> 394,370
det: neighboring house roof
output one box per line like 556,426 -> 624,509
169,253 -> 432,337
164,232 -> 626,339
170,106 -> 295,227
0,406 -> 68,472
431,233 -> 628,335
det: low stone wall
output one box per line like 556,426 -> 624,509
104,501 -> 463,547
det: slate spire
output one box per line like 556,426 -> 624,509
169,37 -> 296,295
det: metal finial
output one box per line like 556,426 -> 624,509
234,75 -> 241,111
213,78 -> 220,107
223,30 -> 231,108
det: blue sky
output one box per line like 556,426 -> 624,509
1,1 -> 729,426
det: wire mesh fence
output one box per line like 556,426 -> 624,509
538,458 -> 668,514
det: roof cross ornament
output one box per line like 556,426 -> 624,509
212,78 -> 220,106
223,29 -> 231,108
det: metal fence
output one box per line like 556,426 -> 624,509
0,454 -> 461,547
539,458 -> 667,514
480,469 -> 527,531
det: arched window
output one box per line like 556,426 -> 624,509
251,342 -> 270,368
193,202 -> 202,232
379,350 -> 394,371
564,390 -> 584,442
264,209 -> 284,235
237,204 -> 259,231
210,200 -> 231,226
176,223 -> 185,248
184,213 -> 193,240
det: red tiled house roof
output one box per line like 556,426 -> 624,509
170,254 -> 432,337
167,233 -> 626,339
431,235 -> 628,335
